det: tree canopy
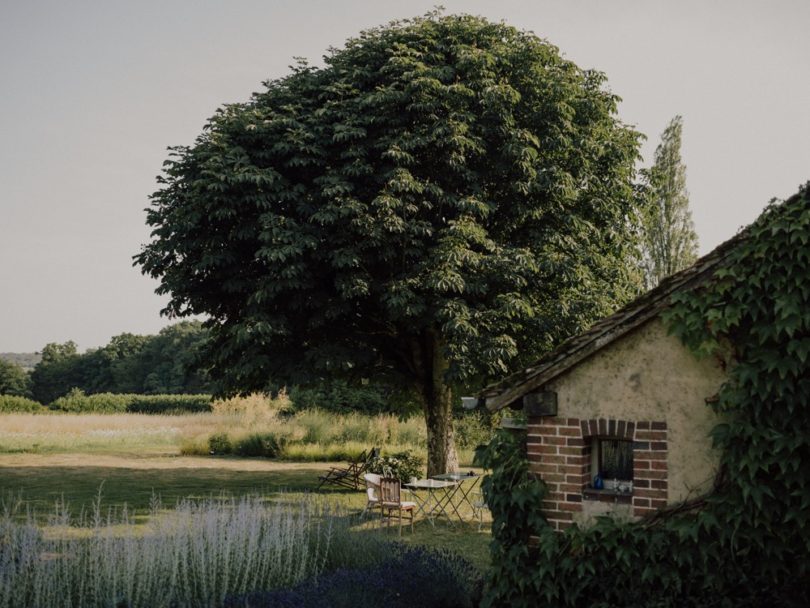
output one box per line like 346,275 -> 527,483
0,358 -> 30,397
136,12 -> 643,474
29,322 -> 212,403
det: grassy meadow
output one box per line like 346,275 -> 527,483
0,393 -> 494,600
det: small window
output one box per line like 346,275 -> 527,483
598,439 -> 633,482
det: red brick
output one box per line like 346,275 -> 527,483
539,455 -> 567,465
633,479 -> 650,488
565,494 -> 582,503
634,460 -> 651,470
566,475 -> 586,484
634,470 -> 667,480
632,488 -> 667,499
557,520 -> 575,531
651,461 -> 668,470
567,437 -> 587,447
634,451 -> 666,461
651,480 -> 668,490
632,497 -> 650,508
559,447 -> 584,457
543,436 -> 567,446
634,506 -> 655,517
650,441 -> 667,451
541,501 -> 558,511
558,427 -> 581,437
650,499 -> 668,508
558,502 -> 582,512
529,463 -> 559,475
598,418 -> 608,435
635,431 -> 667,441
651,421 -> 667,430
566,418 -> 580,426
544,510 -> 573,521
527,444 -> 559,455
559,483 -> 582,493
636,421 -> 651,430
588,419 -> 598,436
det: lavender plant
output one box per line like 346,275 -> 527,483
0,495 -> 366,608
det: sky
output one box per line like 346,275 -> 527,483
1,0 -> 809,353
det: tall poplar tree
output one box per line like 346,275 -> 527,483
640,116 -> 699,289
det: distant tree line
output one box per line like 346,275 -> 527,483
0,321 -> 213,404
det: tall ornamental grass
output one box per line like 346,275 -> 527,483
0,496 -> 371,608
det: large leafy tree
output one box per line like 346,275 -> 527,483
136,13 -> 642,474
0,359 -> 30,397
639,115 -> 699,289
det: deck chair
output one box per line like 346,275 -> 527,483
379,477 -> 415,536
317,447 -> 379,490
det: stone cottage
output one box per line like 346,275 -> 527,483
479,236 -> 745,531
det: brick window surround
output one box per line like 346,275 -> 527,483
526,416 -> 668,530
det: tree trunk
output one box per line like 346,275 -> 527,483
423,384 -> 459,476
417,331 -> 459,477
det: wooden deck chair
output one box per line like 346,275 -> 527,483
317,447 -> 379,490
379,477 -> 415,536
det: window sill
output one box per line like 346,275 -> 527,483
582,488 -> 633,504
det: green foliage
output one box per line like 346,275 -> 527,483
368,450 -> 424,482
0,395 -> 44,413
135,11 -> 643,473
287,379 -> 417,415
638,115 -> 699,290
454,409 -> 497,450
28,322 -> 213,403
208,432 -> 233,455
234,433 -> 286,458
49,390 -> 212,414
0,359 -> 30,397
29,341 -> 81,403
480,186 -> 810,606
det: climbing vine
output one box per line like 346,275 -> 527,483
478,185 -> 810,607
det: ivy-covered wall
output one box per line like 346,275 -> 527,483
478,185 -> 810,607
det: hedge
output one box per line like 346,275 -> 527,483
48,392 -> 212,414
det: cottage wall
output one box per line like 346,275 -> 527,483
526,317 -> 727,529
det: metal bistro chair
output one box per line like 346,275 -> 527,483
379,477 -> 416,536
362,472 -> 382,517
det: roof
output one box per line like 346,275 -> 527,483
480,229 -> 747,412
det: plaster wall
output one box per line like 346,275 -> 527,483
546,317 -> 727,506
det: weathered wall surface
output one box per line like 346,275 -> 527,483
546,317 -> 727,507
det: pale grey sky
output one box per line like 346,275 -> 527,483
1,0 -> 808,352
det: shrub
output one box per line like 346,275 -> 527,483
454,410 -> 496,450
0,395 -> 44,413
225,544 -> 482,608
234,433 -> 285,458
208,432 -> 232,455
367,450 -> 423,482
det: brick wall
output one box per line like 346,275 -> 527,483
526,416 -> 668,530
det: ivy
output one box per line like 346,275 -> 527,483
479,185 -> 810,606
